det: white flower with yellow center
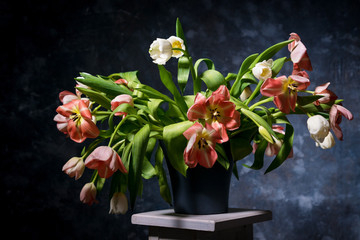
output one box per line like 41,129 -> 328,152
167,36 -> 185,58
252,59 -> 273,81
149,38 -> 173,65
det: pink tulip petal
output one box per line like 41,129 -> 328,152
223,110 -> 241,131
212,85 -> 230,100
289,91 -> 297,112
197,145 -> 218,168
79,118 -> 100,139
314,82 -> 331,93
336,105 -> 354,121
217,101 -> 236,117
183,122 -> 202,140
289,75 -> 310,90
260,76 -> 287,97
274,94 -> 291,114
67,120 -> 85,143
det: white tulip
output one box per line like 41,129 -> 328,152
307,115 -> 335,149
252,59 -> 273,81
167,36 -> 185,58
149,38 -> 173,65
109,192 -> 128,215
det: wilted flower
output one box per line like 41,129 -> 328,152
149,38 -> 173,65
288,33 -> 312,71
260,75 -> 310,113
252,59 -> 273,81
314,82 -> 338,106
80,182 -> 98,206
329,104 -> 353,140
167,36 -> 185,58
109,192 -> 128,215
85,146 -> 128,179
62,157 -> 85,180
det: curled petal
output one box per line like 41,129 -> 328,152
288,33 -> 301,52
289,75 -> 310,90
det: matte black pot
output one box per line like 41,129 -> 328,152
163,142 -> 234,215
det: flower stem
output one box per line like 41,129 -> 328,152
249,97 -> 274,111
245,80 -> 264,106
108,116 -> 128,147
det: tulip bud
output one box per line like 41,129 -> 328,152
149,38 -> 173,65
109,192 -> 128,215
62,157 -> 85,180
80,182 -> 98,206
252,59 -> 273,81
259,126 -> 274,144
240,86 -> 252,101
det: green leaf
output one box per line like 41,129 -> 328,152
215,144 -> 230,170
271,57 -> 288,77
232,161 -> 239,180
155,145 -> 172,204
176,18 -> 187,48
177,56 -> 191,94
243,139 -> 267,170
296,95 -> 323,106
265,122 -> 294,174
158,65 -> 188,115
119,71 -> 141,84
162,121 -> 193,176
230,136 -> 253,161
241,108 -> 277,139
76,87 -> 112,110
77,72 -> 133,97
194,58 -> 215,77
249,39 -> 294,69
199,69 -> 226,91
230,53 -> 259,98
96,177 -> 106,192
129,124 -> 150,208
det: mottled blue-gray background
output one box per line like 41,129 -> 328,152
2,0 -> 359,239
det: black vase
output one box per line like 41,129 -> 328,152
163,142 -> 234,215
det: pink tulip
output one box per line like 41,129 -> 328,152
329,104 -> 353,140
85,146 -> 128,179
80,182 -> 98,206
183,122 -> 222,168
288,33 -> 312,71
187,85 -> 241,142
111,94 -> 134,117
56,99 -> 100,143
114,78 -> 128,85
62,157 -> 85,180
59,90 -> 89,105
313,82 -> 338,106
260,75 -> 310,113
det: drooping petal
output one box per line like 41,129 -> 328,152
79,118 -> 100,139
288,33 -> 301,52
56,100 -> 77,117
78,100 -> 93,120
67,120 -> 85,143
187,93 -> 207,121
289,90 -> 297,112
274,93 -> 291,114
54,114 -> 68,133
183,134 -> 198,168
197,145 -> 218,168
59,90 -> 78,104
223,110 -> 241,131
260,76 -> 287,97
211,121 -> 228,143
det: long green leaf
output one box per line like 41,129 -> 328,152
158,65 -> 188,115
230,53 -> 259,98
241,108 -> 277,139
162,121 -> 193,176
243,139 -> 267,170
176,18 -> 187,48
199,69 -> 226,91
271,57 -> 288,77
77,72 -> 133,97
76,87 -> 112,110
249,39 -> 294,69
129,124 -> 150,208
230,136 -> 253,161
155,145 -> 172,204
177,56 -> 190,94
265,122 -> 294,174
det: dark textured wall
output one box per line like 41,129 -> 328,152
2,0 -> 360,239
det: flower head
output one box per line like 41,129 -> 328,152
252,59 -> 273,81
62,157 -> 85,180
167,36 -> 185,58
85,146 -> 128,179
187,85 -> 241,142
183,122 -> 222,168
149,38 -> 173,65
109,192 -> 128,215
260,75 -> 310,113
111,94 -> 134,117
307,115 -> 335,149
329,104 -> 353,141
55,99 -> 99,143
313,82 -> 338,106
80,182 -> 98,206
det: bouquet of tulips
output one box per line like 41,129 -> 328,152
54,19 -> 353,214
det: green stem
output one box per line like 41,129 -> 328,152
249,97 -> 274,111
189,56 -> 200,95
245,80 -> 264,106
108,116 -> 128,147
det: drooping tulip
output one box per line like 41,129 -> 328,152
109,192 -> 128,215
329,104 -> 353,140
111,94 -> 134,117
62,157 -> 85,180
80,182 -> 98,206
55,99 -> 99,143
313,82 -> 338,106
307,115 -> 335,149
149,38 -> 173,65
85,146 -> 128,179
260,75 -> 310,114
288,33 -> 312,71
183,122 -> 222,168
187,85 -> 241,142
